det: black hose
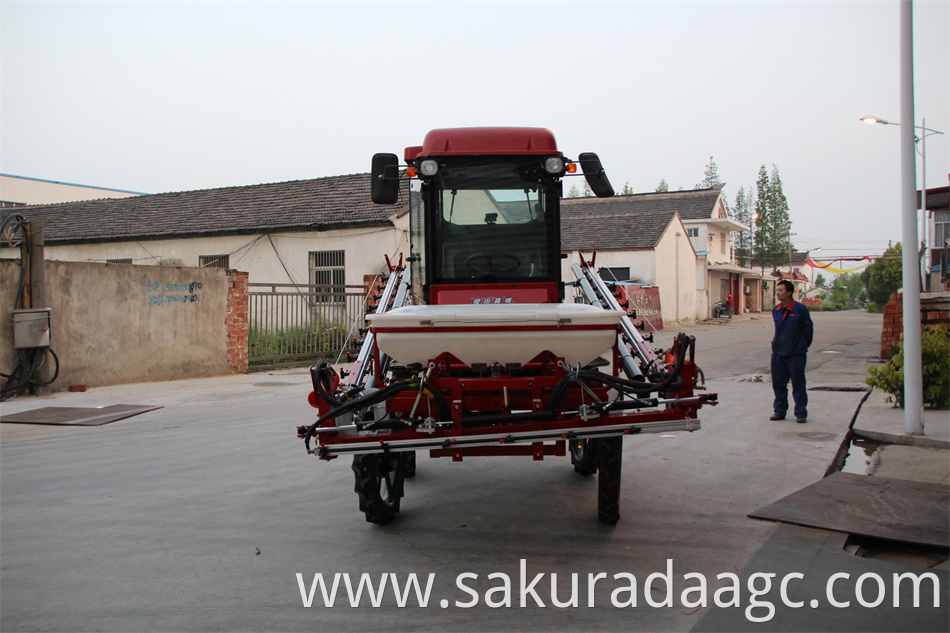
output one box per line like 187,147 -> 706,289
303,377 -> 451,453
1,347 -> 59,401
310,361 -> 345,407
547,332 -> 691,412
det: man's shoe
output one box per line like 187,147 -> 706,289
769,414 -> 785,421
796,417 -> 807,424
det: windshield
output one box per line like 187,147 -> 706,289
427,157 -> 557,284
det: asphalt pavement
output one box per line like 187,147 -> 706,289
1,310 -> 946,632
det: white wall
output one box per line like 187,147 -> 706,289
652,218 -> 697,323
695,257 -> 709,320
560,250 -> 656,285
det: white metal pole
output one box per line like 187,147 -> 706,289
900,0 -> 924,435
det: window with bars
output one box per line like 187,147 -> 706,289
106,258 -> 133,264
934,211 -> 950,248
309,250 -> 345,303
199,254 -> 230,268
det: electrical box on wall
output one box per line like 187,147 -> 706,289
12,308 -> 51,349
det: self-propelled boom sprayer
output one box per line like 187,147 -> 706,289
297,127 -> 717,524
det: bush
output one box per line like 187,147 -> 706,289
866,325 -> 950,409
866,302 -> 883,314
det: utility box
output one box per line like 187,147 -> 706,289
12,308 -> 51,349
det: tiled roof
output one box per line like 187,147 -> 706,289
791,251 -> 810,265
777,270 -> 809,282
583,187 -> 723,221
5,173 -> 408,244
560,196 -> 679,251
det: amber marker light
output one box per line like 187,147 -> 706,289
566,163 -> 577,174
406,166 -> 418,177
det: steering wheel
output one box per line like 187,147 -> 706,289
465,253 -> 522,277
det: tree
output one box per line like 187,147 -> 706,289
655,179 -> 669,193
696,156 -> 723,189
815,272 -> 827,287
567,183 -> 580,198
583,182 -> 593,197
619,181 -> 634,195
753,165 -> 770,264
867,243 -> 903,305
733,186 -> 753,263
753,165 -> 793,269
830,272 -> 866,307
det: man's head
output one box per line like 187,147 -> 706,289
776,280 -> 794,304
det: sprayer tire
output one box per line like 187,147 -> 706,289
352,453 -> 405,524
405,451 -> 417,478
570,439 -> 598,476
597,437 -> 623,524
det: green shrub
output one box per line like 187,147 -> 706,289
866,302 -> 883,314
866,325 -> 950,409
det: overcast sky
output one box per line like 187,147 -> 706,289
2,1 -> 947,261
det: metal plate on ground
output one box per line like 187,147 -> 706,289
692,524 -> 949,632
749,471 -> 949,549
0,405 -> 162,426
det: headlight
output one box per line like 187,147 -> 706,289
544,156 -> 565,174
419,160 -> 439,176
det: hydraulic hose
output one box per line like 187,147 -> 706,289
303,377 -> 450,453
547,332 -> 691,412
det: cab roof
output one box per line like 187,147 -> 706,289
404,127 -> 561,161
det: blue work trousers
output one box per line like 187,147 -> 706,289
771,353 -> 808,419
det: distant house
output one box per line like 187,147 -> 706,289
1,174 -> 411,290
562,187 -> 756,318
754,251 -> 817,301
921,184 -> 949,291
560,196 -> 698,322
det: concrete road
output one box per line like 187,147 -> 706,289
0,311 -> 888,632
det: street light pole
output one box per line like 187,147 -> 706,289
899,0 -> 923,435
860,0 -> 944,436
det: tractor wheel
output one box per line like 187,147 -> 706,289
405,451 -> 417,478
596,436 -> 623,524
352,453 -> 406,524
570,438 -> 598,476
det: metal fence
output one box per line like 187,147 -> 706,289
248,283 -> 368,370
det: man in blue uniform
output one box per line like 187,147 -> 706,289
770,280 -> 813,423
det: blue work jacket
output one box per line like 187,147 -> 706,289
771,299 -> 813,356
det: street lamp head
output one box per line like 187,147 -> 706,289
860,116 -> 894,125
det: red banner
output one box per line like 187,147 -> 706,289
622,285 -> 663,331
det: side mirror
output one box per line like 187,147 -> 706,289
578,152 -> 614,198
371,153 -> 400,204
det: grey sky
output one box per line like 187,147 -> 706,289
2,1 -> 947,261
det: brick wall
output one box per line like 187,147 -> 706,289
800,298 -> 822,307
880,292 -> 950,357
226,270 -> 249,374
363,273 -> 386,312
